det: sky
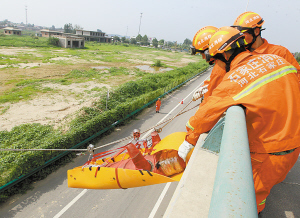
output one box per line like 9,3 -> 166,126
1,0 -> 300,52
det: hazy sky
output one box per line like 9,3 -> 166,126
1,0 -> 300,52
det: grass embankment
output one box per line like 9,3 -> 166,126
0,34 -> 208,201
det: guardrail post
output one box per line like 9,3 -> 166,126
208,106 -> 257,217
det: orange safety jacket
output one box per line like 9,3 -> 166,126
156,100 -> 161,111
185,51 -> 300,153
252,39 -> 300,83
203,79 -> 210,86
202,60 -> 226,104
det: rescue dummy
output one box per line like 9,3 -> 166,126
232,11 -> 300,83
190,26 -> 226,104
156,98 -> 161,113
178,26 -> 300,213
68,130 -> 188,190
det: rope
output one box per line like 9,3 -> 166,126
0,103 -> 200,153
160,100 -> 194,130
0,148 -> 87,152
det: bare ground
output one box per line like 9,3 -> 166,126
0,47 -> 198,132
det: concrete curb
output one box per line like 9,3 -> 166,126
163,133 -> 219,217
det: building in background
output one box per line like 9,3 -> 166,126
40,29 -> 64,37
75,29 -> 112,43
3,27 -> 21,35
57,35 -> 85,48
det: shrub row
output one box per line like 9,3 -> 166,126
0,61 -> 208,196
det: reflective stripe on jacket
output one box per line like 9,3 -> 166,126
252,39 -> 300,83
186,51 -> 300,153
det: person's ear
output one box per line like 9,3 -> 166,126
254,28 -> 260,36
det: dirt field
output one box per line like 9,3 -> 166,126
0,45 -> 199,131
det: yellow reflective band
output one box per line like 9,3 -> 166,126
236,41 -> 240,48
200,29 -> 216,34
259,199 -> 266,206
233,66 -> 296,101
239,12 -> 258,26
207,78 -> 211,81
195,29 -> 216,47
213,31 -> 229,37
186,121 -> 194,131
225,46 -> 232,51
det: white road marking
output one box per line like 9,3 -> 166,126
54,72 -> 210,218
285,211 -> 295,218
54,189 -> 87,218
148,182 -> 172,218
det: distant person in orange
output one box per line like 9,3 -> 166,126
190,26 -> 226,104
178,27 -> 300,213
232,11 -> 300,83
156,98 -> 161,113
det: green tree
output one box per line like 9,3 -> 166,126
130,38 -> 137,44
142,35 -> 149,46
183,38 -> 192,46
136,34 -> 142,42
165,41 -> 174,48
159,39 -> 164,46
121,36 -> 126,43
74,24 -> 83,31
64,23 -> 73,33
152,38 -> 158,48
113,36 -> 120,42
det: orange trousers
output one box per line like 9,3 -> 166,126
251,147 -> 300,213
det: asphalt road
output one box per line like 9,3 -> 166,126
0,69 -> 211,218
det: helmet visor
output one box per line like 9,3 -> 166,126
190,45 -> 205,55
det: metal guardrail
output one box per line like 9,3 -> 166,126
208,106 -> 257,217
0,67 -> 209,194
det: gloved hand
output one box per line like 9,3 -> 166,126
178,140 -> 194,162
192,85 -> 208,101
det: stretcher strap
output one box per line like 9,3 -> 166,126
115,168 -> 125,189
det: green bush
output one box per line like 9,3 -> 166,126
48,37 -> 59,46
0,61 -> 208,198
152,60 -> 163,67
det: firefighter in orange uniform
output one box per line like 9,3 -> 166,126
190,26 -> 227,104
232,11 -> 300,83
178,27 -> 300,213
156,98 -> 161,113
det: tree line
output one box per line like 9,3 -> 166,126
113,34 -> 192,50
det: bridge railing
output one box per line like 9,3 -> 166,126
164,105 -> 258,218
208,105 -> 257,217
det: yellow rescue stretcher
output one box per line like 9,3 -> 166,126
68,132 -> 193,189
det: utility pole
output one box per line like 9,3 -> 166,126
25,5 -> 28,26
138,13 -> 143,36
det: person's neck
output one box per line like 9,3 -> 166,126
250,36 -> 264,51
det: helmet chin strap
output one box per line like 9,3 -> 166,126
224,47 -> 247,72
246,28 -> 261,50
213,46 -> 246,72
